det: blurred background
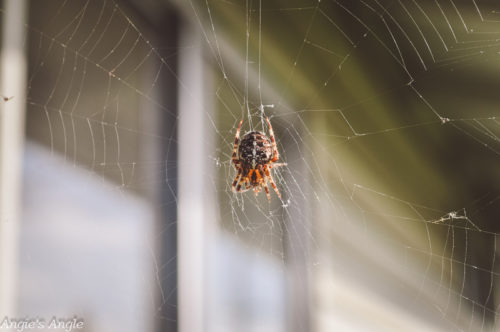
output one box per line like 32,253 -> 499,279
0,0 -> 499,331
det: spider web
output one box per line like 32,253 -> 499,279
7,0 -> 500,331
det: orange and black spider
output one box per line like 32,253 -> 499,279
231,117 -> 286,201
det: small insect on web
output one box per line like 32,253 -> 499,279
231,117 -> 286,201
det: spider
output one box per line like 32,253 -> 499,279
232,117 -> 286,201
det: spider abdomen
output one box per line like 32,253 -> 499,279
238,131 -> 272,167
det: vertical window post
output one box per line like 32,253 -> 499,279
0,0 -> 27,317
177,18 -> 215,332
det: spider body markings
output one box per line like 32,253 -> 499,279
232,117 -> 286,201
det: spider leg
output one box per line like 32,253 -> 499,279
266,117 -> 279,163
232,169 -> 242,192
236,179 -> 244,192
233,170 -> 241,192
244,176 -> 251,190
269,163 -> 287,168
263,181 -> 271,201
254,185 -> 261,196
232,119 -> 243,167
268,176 -> 281,198
235,175 -> 252,193
264,166 -> 281,198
